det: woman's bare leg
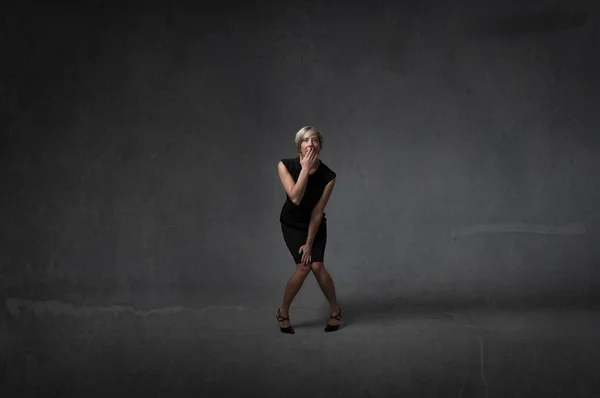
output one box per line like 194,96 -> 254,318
310,262 -> 341,325
278,263 -> 311,328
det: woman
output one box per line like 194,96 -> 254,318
276,126 -> 342,334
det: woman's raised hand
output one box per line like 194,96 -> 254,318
300,148 -> 318,171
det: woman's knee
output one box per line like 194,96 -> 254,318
295,263 -> 311,274
310,261 -> 325,274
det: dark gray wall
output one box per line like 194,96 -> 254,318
1,0 -> 599,372
3,0 -> 598,308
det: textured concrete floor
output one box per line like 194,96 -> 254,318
3,292 -> 600,398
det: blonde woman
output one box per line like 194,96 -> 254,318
276,126 -> 342,334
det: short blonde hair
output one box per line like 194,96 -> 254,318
295,126 -> 323,154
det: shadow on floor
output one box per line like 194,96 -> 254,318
296,291 -> 600,328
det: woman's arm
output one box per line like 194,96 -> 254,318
306,178 -> 336,245
278,161 -> 310,205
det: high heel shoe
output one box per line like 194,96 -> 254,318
324,307 -> 342,333
276,308 -> 295,334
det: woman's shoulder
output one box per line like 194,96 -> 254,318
320,161 -> 336,181
280,156 -> 300,172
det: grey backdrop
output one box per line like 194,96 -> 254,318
2,0 -> 599,396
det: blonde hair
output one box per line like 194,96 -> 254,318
295,126 -> 323,154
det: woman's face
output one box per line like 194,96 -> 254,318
300,135 -> 320,157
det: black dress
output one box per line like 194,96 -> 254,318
279,156 -> 337,264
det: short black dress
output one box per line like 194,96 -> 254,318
279,156 -> 337,264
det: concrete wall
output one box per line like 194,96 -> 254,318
2,0 -> 599,320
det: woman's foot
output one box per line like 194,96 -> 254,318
276,308 -> 294,334
325,307 -> 342,333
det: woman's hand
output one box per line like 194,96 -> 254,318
298,243 -> 313,264
300,148 -> 319,171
